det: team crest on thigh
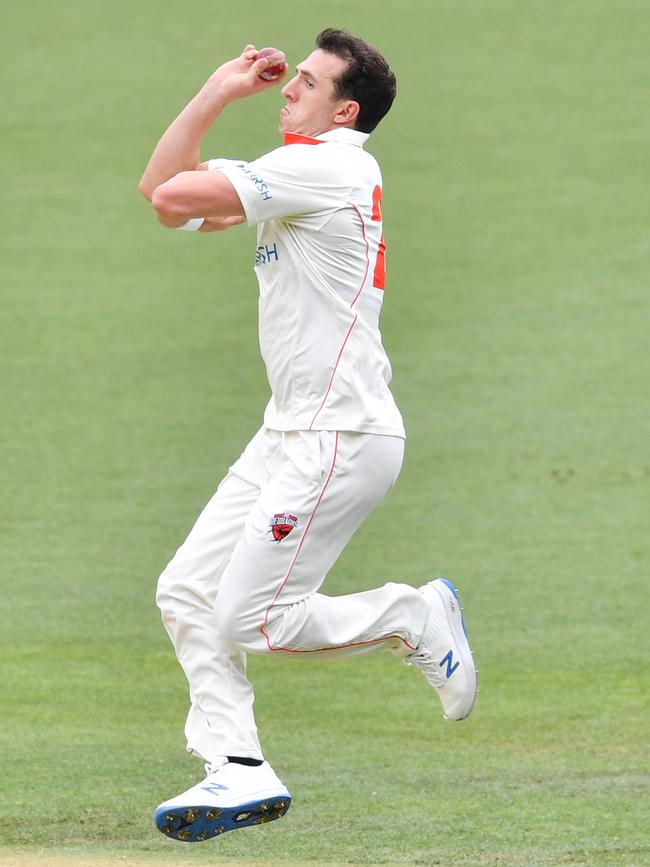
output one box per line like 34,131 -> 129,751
269,512 -> 298,542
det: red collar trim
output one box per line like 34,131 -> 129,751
283,133 -> 324,146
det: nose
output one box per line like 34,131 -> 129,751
281,75 -> 299,100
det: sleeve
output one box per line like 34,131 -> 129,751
207,145 -> 351,227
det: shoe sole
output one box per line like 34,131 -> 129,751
155,794 -> 291,842
431,578 -> 477,721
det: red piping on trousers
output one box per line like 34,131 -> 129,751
259,431 -> 417,654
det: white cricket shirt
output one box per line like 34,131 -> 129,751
208,127 -> 405,438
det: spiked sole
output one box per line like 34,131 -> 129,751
155,794 -> 291,842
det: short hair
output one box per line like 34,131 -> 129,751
315,28 -> 397,134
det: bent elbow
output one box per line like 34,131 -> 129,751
151,185 -> 190,227
151,185 -> 174,216
138,176 -> 155,202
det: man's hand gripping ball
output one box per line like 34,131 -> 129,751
254,47 -> 287,81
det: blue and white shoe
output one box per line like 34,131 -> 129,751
154,759 -> 291,842
406,578 -> 477,720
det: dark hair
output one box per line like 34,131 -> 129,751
315,28 -> 397,134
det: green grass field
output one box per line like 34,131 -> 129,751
2,1 -> 649,865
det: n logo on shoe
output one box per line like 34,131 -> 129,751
439,649 -> 460,679
201,782 -> 229,795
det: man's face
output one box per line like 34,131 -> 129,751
279,49 -> 352,137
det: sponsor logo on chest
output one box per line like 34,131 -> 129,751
256,243 -> 280,265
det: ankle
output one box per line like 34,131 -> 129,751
226,755 -> 264,767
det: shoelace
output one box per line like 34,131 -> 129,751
203,758 -> 228,776
406,649 -> 446,687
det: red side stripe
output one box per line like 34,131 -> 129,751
308,202 -> 372,429
349,203 -> 370,308
264,633 -> 416,655
308,314 -> 358,431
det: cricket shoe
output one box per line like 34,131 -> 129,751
154,759 -> 291,842
406,578 -> 477,721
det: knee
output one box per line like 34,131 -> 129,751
213,592 -> 264,651
387,580 -> 427,611
155,562 -> 192,615
155,566 -> 175,613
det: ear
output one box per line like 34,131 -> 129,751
333,99 -> 360,127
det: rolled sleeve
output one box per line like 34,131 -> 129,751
208,145 -> 352,226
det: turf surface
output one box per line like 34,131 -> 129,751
2,1 -> 649,864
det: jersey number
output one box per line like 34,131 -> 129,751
371,185 -> 386,290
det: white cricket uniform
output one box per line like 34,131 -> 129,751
156,128 -> 428,762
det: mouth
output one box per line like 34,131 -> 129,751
280,106 -> 290,116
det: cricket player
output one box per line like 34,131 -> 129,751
139,29 -> 477,843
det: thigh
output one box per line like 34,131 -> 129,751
216,431 -> 404,622
275,431 -> 405,604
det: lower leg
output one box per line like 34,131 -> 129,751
261,581 -> 428,656
158,575 -> 263,760
156,453 -> 269,761
215,577 -> 428,657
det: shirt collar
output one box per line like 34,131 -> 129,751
283,128 -> 369,148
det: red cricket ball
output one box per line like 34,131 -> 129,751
256,47 -> 286,81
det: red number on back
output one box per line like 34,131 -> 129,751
371,185 -> 386,290
372,185 -> 383,222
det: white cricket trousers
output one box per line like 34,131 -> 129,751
156,427 -> 428,762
